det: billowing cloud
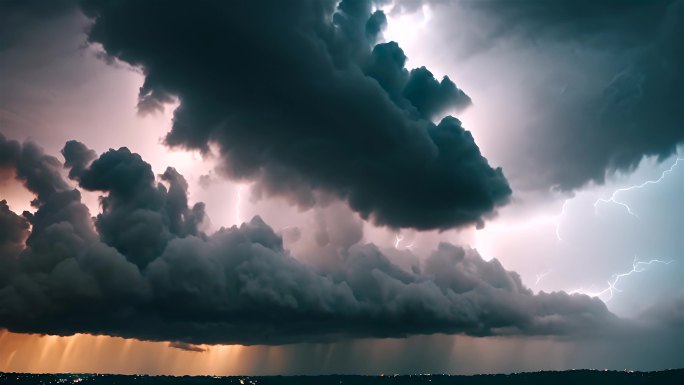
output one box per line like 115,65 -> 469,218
78,0 -> 509,230
61,140 -> 96,180
0,133 -> 617,345
0,200 -> 29,263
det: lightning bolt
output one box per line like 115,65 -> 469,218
394,234 -> 403,248
594,157 -> 683,218
473,199 -> 570,260
394,234 -> 415,250
569,257 -> 674,302
478,199 -> 569,241
551,200 -> 569,241
235,185 -> 244,225
535,270 -> 552,287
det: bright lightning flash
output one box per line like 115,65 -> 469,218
394,234 -> 403,248
551,200 -> 570,241
594,157 -> 683,218
394,234 -> 415,250
474,199 -> 570,255
235,185 -> 244,225
569,257 -> 673,302
535,270 -> 552,287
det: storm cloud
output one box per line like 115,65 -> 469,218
412,0 -> 684,191
0,0 -> 75,50
78,0 -> 509,230
0,134 -> 617,345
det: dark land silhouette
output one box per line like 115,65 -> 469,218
2,370 -> 683,385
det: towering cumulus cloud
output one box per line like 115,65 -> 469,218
79,0 -> 510,230
0,133 -> 617,345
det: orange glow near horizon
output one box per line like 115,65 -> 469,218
0,329 -> 585,376
0,330 -> 249,376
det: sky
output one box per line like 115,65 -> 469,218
0,0 -> 682,375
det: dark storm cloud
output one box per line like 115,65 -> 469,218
365,10 -> 387,43
0,135 -> 618,345
78,0 -> 507,230
0,132 -> 70,201
467,0 -> 671,39
522,0 -> 684,190
76,147 -> 208,268
0,200 -> 29,261
61,139 -> 96,180
422,0 -> 684,190
0,0 -> 76,50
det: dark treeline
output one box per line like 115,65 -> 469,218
1,370 -> 683,385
